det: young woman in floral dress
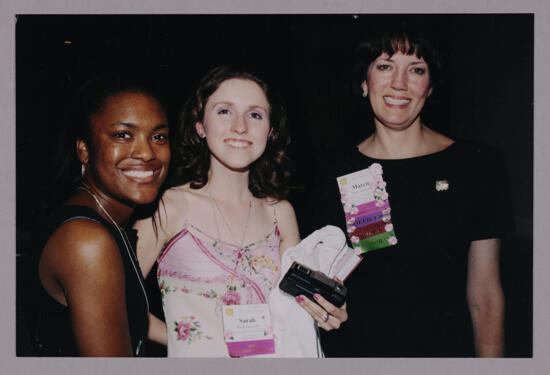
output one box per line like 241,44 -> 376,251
134,66 -> 347,357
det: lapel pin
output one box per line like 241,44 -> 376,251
435,180 -> 449,191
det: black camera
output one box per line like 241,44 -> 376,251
279,262 -> 347,307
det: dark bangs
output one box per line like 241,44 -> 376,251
353,27 -> 443,92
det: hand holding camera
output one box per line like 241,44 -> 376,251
279,262 -> 348,330
279,262 -> 347,307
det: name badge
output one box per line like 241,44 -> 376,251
337,163 -> 398,253
222,303 -> 275,357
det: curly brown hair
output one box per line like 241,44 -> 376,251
169,65 -> 293,201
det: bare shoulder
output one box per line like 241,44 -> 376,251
157,185 -> 187,218
161,185 -> 186,204
162,184 -> 208,214
268,199 -> 300,252
134,185 -> 187,234
40,219 -> 135,355
270,199 -> 296,219
261,198 -> 297,223
41,218 -> 124,282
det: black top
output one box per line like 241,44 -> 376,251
34,206 -> 149,356
313,140 -> 514,357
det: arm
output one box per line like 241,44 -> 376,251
134,215 -> 164,278
40,220 -> 133,356
148,313 -> 167,346
276,200 -> 348,330
466,238 -> 505,357
134,190 -> 180,344
275,200 -> 301,255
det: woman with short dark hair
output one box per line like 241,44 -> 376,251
316,24 -> 513,357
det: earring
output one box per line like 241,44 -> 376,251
81,164 -> 85,177
362,92 -> 368,98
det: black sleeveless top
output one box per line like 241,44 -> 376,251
34,206 -> 149,356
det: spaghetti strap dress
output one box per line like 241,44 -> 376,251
157,192 -> 282,357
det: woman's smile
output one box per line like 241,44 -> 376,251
119,165 -> 163,183
383,95 -> 411,106
224,138 -> 252,149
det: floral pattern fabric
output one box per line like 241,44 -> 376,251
157,224 -> 281,357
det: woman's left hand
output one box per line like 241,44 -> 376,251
295,293 -> 348,331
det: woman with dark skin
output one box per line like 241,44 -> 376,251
316,26 -> 513,357
36,78 -> 170,356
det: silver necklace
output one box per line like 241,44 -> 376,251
208,188 -> 253,250
207,187 -> 254,292
77,183 -> 149,355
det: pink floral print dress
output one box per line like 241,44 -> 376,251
157,222 -> 281,357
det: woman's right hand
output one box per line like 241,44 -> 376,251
295,293 -> 348,331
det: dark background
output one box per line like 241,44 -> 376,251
15,14 -> 533,357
